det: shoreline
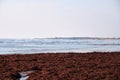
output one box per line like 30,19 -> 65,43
0,52 -> 120,80
1,51 -> 120,55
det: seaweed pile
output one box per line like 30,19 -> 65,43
0,52 -> 120,80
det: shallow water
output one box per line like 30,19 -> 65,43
0,37 -> 120,54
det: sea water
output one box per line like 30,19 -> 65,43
0,37 -> 120,54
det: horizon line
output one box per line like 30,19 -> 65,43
0,37 -> 120,39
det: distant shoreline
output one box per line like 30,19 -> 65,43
0,37 -> 120,39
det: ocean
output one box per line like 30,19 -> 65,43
0,37 -> 120,54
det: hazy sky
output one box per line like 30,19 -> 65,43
0,0 -> 120,38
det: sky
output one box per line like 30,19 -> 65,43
0,0 -> 120,38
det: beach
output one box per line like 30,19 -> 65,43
0,52 -> 120,80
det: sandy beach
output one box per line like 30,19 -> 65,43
0,52 -> 120,80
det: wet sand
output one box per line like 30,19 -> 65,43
0,52 -> 120,80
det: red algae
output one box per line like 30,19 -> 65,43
0,52 -> 120,80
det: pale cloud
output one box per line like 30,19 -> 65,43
0,0 -> 120,38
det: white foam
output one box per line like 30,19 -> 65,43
19,71 -> 34,80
